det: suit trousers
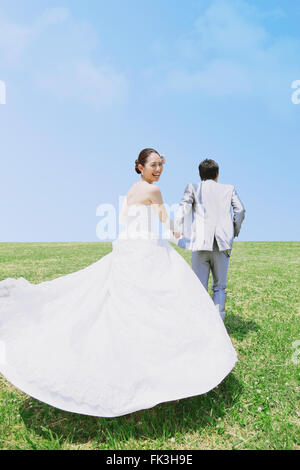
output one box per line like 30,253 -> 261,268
191,237 -> 230,320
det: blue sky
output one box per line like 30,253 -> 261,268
0,0 -> 299,242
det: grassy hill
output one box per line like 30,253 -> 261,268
0,241 -> 299,450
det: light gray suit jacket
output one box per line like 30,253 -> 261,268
174,180 -> 246,252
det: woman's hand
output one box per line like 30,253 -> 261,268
173,231 -> 182,239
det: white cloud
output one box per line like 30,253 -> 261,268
150,0 -> 300,111
0,8 -> 71,64
0,17 -> 33,63
34,7 -> 71,29
0,7 -> 128,108
165,59 -> 252,96
35,59 -> 129,108
259,6 -> 287,21
179,0 -> 268,61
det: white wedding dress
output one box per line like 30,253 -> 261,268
0,201 -> 238,417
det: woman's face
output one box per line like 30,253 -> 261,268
139,153 -> 164,183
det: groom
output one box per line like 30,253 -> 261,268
174,159 -> 246,321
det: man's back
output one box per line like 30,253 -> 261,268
177,158 -> 246,321
175,180 -> 245,251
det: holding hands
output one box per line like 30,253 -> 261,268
173,231 -> 183,239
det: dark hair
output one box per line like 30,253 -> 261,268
135,148 -> 165,174
198,159 -> 219,181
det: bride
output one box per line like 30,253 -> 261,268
0,148 -> 238,418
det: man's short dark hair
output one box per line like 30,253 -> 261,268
198,159 -> 219,181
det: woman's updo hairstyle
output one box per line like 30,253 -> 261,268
135,148 -> 166,174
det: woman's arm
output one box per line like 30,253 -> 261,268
174,183 -> 194,235
149,186 -> 181,238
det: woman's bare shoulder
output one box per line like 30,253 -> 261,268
149,184 -> 161,194
149,184 -> 163,203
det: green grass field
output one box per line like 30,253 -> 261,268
0,241 -> 299,450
